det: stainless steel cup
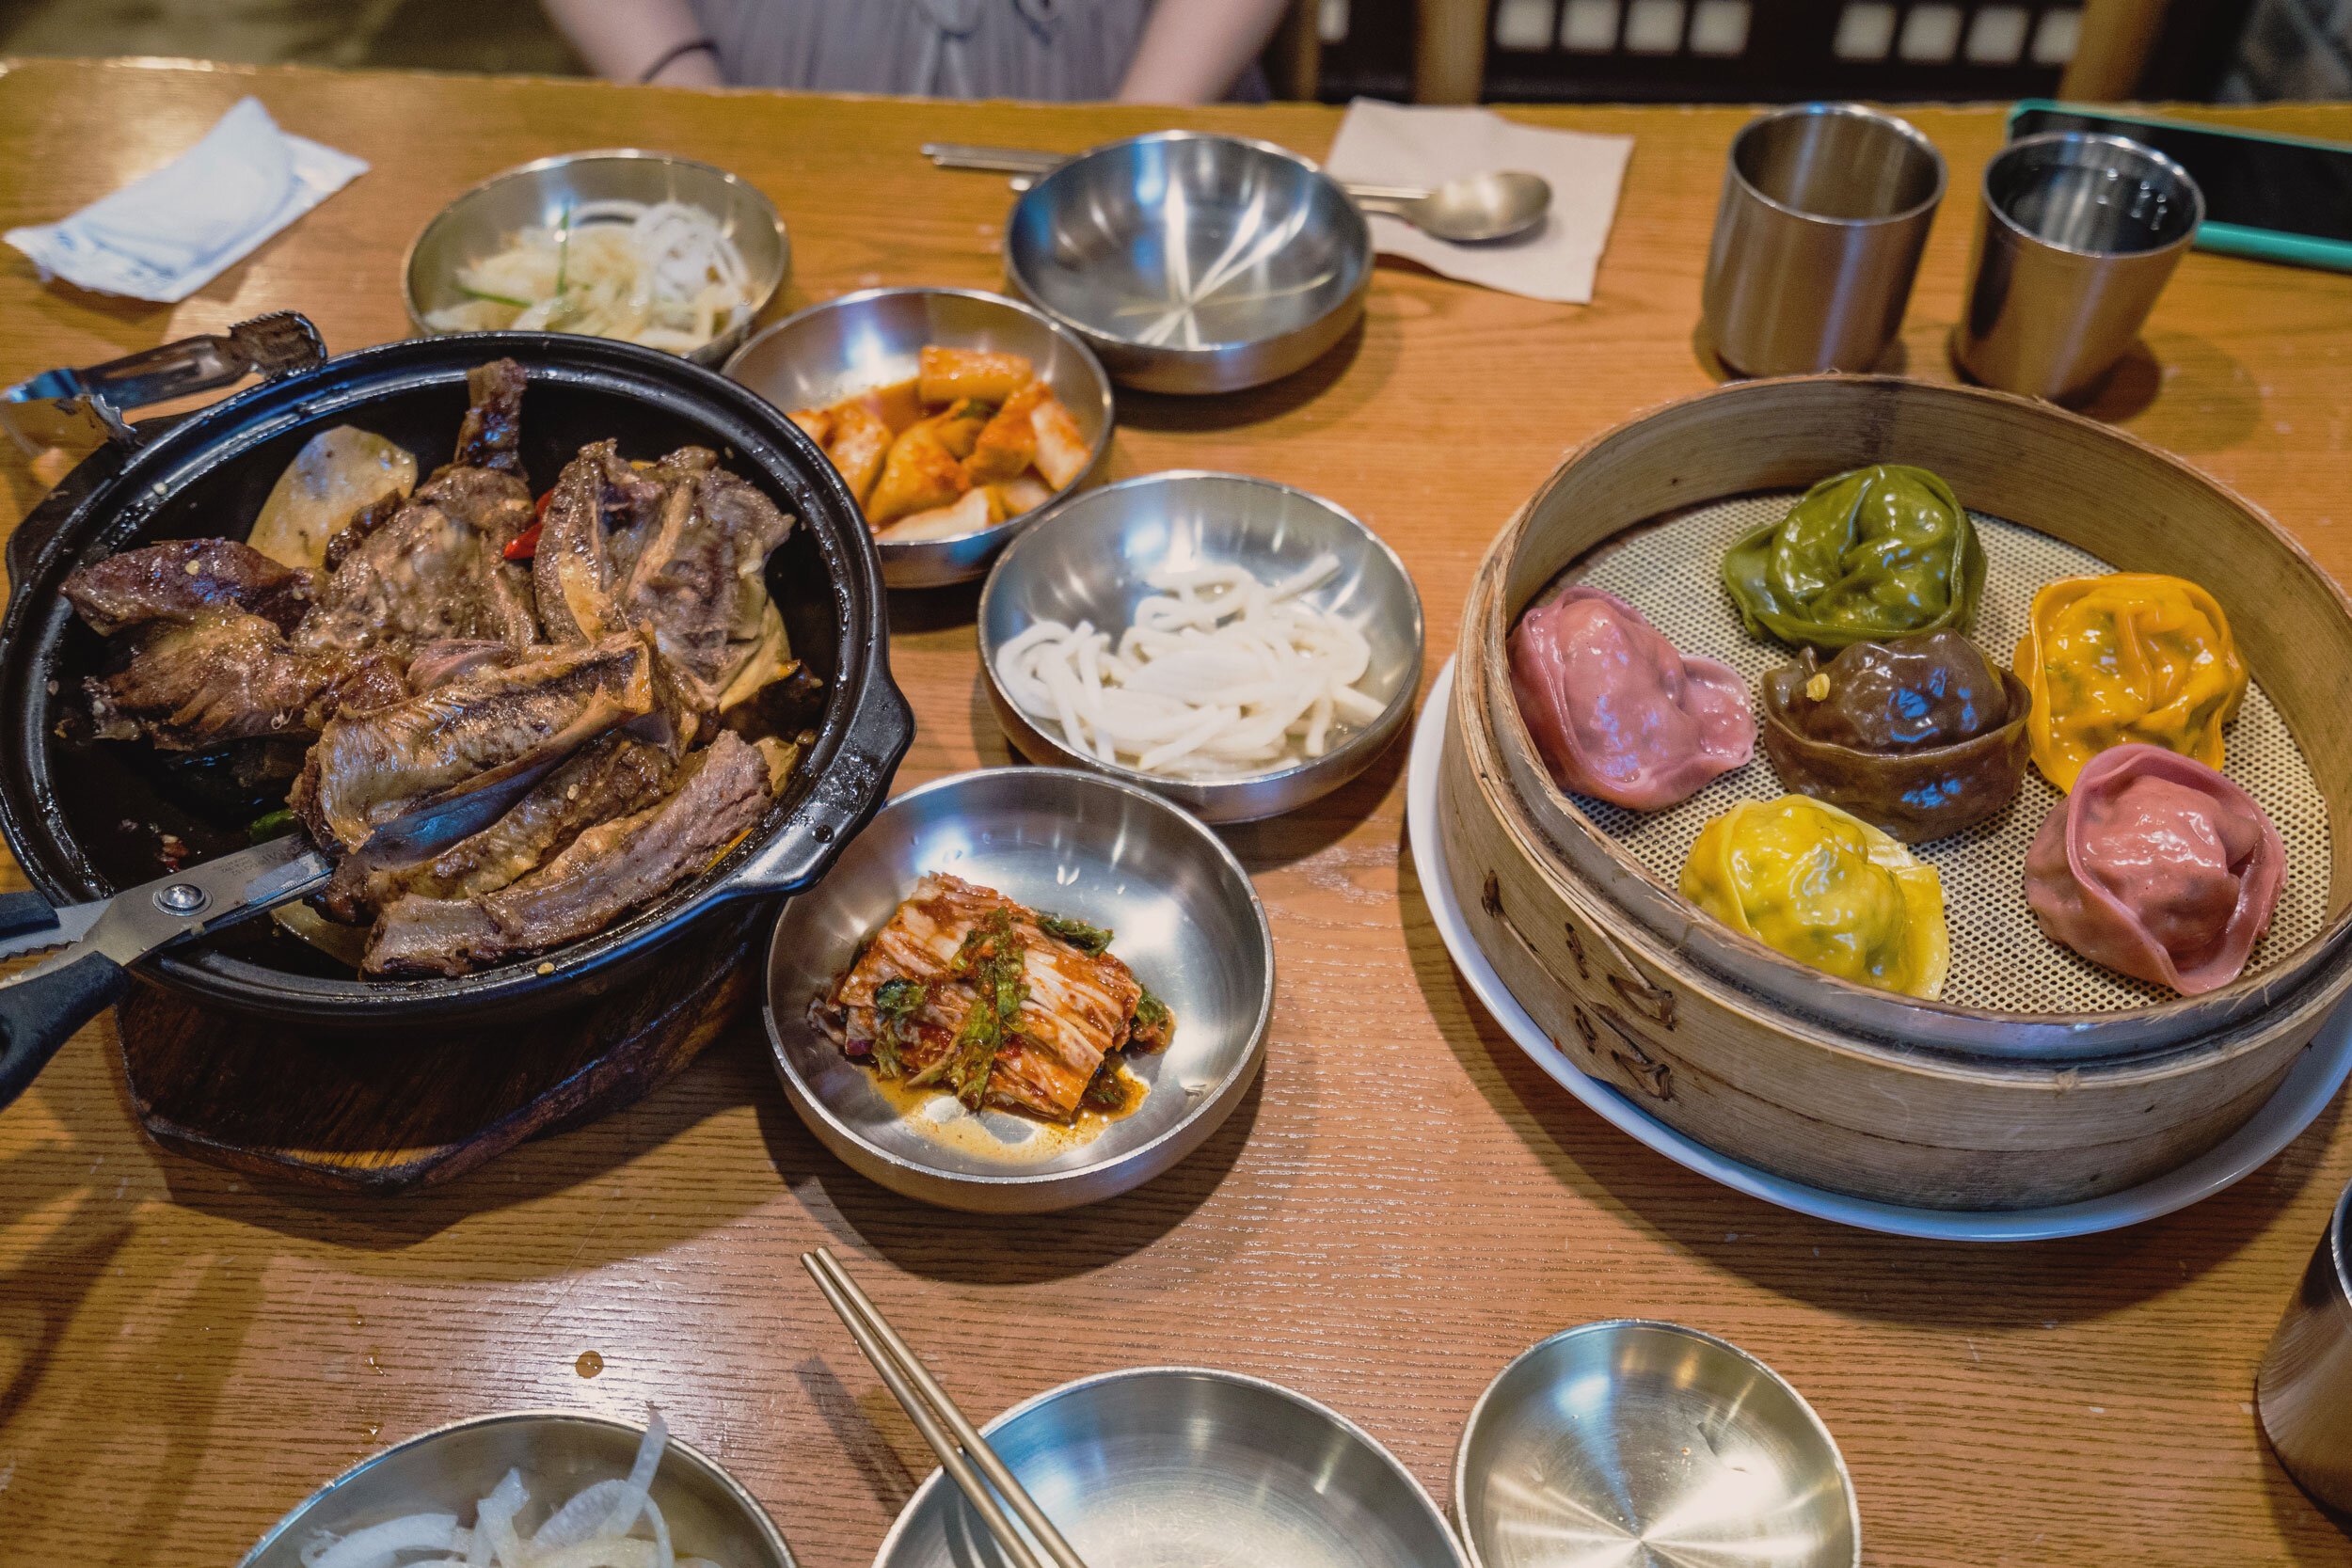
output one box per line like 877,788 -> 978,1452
1952,131 -> 2203,404
1700,103 -> 1946,376
2258,1174 -> 2352,1513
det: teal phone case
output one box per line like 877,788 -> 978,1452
2010,99 -> 2352,274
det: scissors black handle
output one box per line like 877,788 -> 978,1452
0,950 -> 129,1110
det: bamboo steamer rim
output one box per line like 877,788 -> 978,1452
1466,372 -> 2352,1058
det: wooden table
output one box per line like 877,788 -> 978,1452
1,56 -> 2348,1568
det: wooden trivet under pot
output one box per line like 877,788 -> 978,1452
117,904 -> 766,1195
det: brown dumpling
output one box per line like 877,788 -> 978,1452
1759,629 -> 2030,842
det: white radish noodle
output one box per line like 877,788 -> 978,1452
994,554 -> 1387,778
298,1410 -> 733,1568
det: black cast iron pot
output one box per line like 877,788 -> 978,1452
0,321 -> 912,1038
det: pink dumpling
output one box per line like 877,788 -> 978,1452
2025,743 -> 2285,996
1507,585 -> 1756,811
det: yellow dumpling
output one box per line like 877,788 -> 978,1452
1679,796 -> 1949,999
2014,574 -> 2247,792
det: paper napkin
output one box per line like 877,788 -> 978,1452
6,97 -> 368,303
1323,99 -> 1633,305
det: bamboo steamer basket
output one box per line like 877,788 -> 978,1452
1444,375 -> 2352,1210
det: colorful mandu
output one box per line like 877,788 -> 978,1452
1679,795 -> 1950,1000
1758,630 -> 2031,843
1722,464 -> 1986,651
1507,584 -> 1755,811
2025,743 -> 2284,996
2014,572 -> 2247,793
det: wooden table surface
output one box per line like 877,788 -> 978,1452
1,56 -> 2349,1568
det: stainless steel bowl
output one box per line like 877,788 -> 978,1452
977,471 -> 1422,823
1455,1323 -> 1860,1568
724,287 -> 1115,588
237,1411 -> 796,1568
1005,132 -> 1373,394
404,149 -> 789,367
762,767 -> 1272,1212
877,1367 -> 1467,1568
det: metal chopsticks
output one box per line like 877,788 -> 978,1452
801,1247 -> 1091,1568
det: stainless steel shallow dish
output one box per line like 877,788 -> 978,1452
877,1367 -> 1466,1568
238,1411 -> 796,1568
1455,1322 -> 1859,1568
978,471 -> 1422,823
404,149 -> 789,367
762,767 -> 1272,1212
1005,132 -> 1373,394
725,287 -> 1115,588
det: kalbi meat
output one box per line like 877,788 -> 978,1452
365,730 -> 770,976
85,611 -> 407,751
418,463 -> 539,535
322,490 -> 405,573
294,366 -> 540,657
322,732 -> 675,921
534,438 -> 792,740
534,440 -> 663,644
723,659 -> 824,742
63,539 -> 318,637
293,634 -> 652,851
623,467 -> 794,721
405,638 -> 516,691
450,358 -> 526,476
358,897 -> 506,980
294,481 -> 539,657
607,446 -> 717,587
58,356 -> 823,979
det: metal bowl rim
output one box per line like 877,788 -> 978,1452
402,148 -> 789,355
2330,1171 -> 2352,1302
235,1407 -> 796,1568
977,469 -> 1425,800
761,765 -> 1274,1191
1452,1319 -> 1860,1568
722,284 -> 1117,551
1004,131 -> 1374,359
873,1364 -> 1466,1568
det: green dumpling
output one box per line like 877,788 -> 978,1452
1723,464 -> 1986,650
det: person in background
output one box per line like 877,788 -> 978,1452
541,0 -> 1292,102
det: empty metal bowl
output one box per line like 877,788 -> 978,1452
237,1410 -> 796,1568
1005,132 -> 1373,394
977,470 -> 1422,823
1455,1322 -> 1859,1568
725,287 -> 1116,588
762,767 -> 1272,1212
404,149 -> 788,367
877,1367 -> 1467,1568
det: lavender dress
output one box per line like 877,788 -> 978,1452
687,0 -> 1156,99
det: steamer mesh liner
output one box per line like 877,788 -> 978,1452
1557,496 -> 2333,1014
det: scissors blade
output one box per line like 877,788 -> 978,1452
1,834 -> 336,989
0,900 -> 104,961
0,787 -> 517,984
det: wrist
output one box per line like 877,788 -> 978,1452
641,37 -> 720,85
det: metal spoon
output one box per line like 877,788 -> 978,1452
1344,170 -> 1553,243
921,143 -> 1553,244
